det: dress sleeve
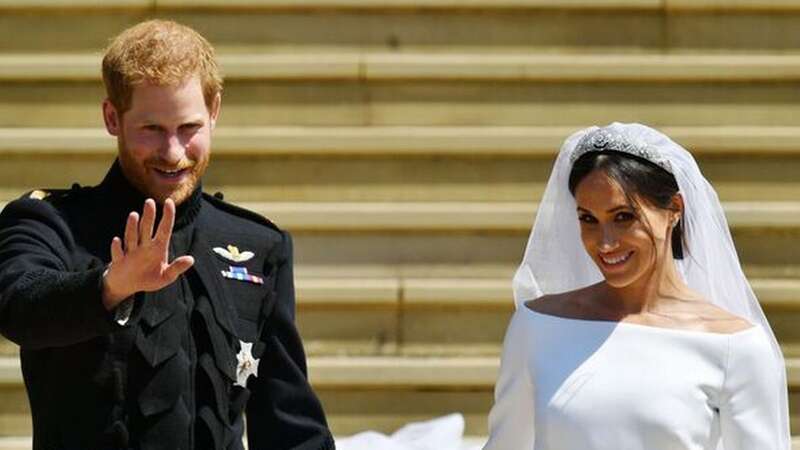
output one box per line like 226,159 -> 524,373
483,310 -> 535,450
719,327 -> 789,450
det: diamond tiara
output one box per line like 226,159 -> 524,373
569,126 -> 673,174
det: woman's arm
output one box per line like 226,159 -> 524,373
719,327 -> 790,450
483,310 -> 535,450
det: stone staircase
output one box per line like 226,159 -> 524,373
1,0 -> 800,447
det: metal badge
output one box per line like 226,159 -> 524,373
235,341 -> 260,387
213,245 -> 255,263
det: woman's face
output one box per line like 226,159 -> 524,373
574,169 -> 675,288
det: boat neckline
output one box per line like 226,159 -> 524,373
522,305 -> 759,337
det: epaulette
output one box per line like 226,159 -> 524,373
27,190 -> 50,200
23,183 -> 86,202
202,192 -> 282,233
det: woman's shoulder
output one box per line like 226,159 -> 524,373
523,283 -> 612,321
523,285 -> 757,336
522,292 -> 574,317
669,301 -> 756,335
721,322 -> 780,391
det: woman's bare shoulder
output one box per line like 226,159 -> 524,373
523,293 -> 568,316
679,301 -> 755,334
523,284 -> 603,319
524,287 -> 755,334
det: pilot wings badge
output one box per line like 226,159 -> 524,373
213,244 -> 255,263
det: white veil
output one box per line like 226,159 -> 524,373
512,122 -> 790,449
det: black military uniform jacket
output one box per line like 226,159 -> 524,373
0,162 -> 335,450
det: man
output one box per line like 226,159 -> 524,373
0,20 -> 334,450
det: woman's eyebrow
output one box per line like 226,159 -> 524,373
576,205 -> 629,213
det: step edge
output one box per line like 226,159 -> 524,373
3,126 -> 800,156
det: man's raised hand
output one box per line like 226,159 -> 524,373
101,198 -> 195,311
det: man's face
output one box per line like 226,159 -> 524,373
103,76 -> 220,205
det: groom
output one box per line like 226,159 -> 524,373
0,19 -> 334,450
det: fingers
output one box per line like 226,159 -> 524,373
164,255 -> 195,282
139,199 -> 156,245
155,199 -> 176,245
124,211 -> 139,252
110,237 -> 123,263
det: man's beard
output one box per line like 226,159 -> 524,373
117,143 -> 207,205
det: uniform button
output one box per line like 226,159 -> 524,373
214,191 -> 224,200
71,182 -> 82,191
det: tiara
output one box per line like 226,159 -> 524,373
570,126 -> 673,174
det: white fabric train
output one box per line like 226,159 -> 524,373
336,414 -> 483,450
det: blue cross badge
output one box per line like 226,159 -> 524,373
221,266 -> 264,285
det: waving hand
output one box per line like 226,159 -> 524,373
101,198 -> 194,310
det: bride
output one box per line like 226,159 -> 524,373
484,123 -> 790,449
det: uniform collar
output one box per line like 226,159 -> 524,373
97,159 -> 203,230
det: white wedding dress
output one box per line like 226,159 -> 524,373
484,306 -> 785,450
336,413 -> 483,450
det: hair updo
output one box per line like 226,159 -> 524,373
568,151 -> 684,259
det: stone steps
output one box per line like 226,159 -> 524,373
9,53 -> 800,82
0,199 -> 796,266
1,0 -> 798,441
3,0 -> 800,11
3,200 -> 797,231
297,273 -> 800,358
2,1 -> 800,54
2,354 -> 800,437
6,125 -> 800,155
1,264 -> 795,435
5,73 -> 800,127
2,273 -> 799,359
0,126 -> 799,203
280,275 -> 800,358
217,201 -> 800,231
292,262 -> 800,280
209,202 -> 800,268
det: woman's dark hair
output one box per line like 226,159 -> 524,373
568,151 -> 684,259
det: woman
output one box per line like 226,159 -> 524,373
484,123 -> 790,450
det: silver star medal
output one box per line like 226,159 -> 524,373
235,341 -> 260,388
